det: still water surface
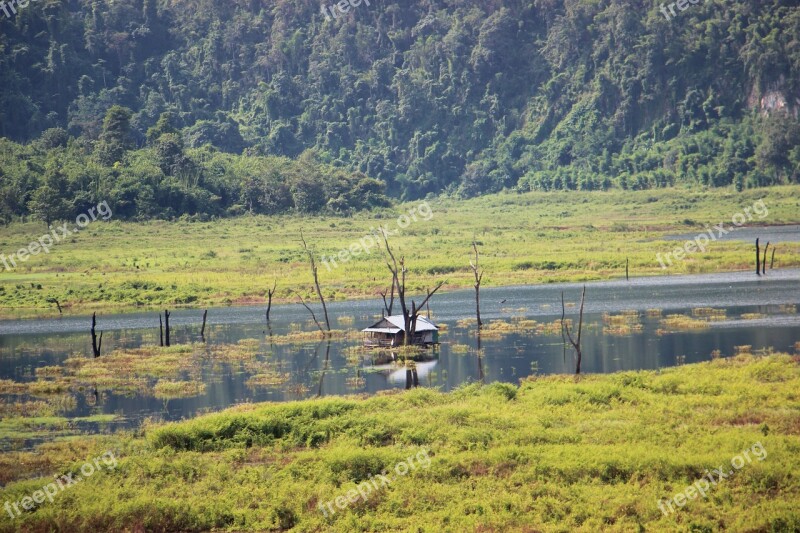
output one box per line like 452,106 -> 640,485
1,269 -> 798,445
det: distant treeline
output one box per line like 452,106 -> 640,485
0,108 -> 389,223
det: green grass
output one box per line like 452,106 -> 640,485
1,186 -> 799,318
0,352 -> 798,531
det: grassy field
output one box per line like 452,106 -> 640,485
1,186 -> 799,317
0,351 -> 798,531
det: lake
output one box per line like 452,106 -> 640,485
1,269 -> 799,449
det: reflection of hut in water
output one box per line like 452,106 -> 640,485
362,315 -> 439,347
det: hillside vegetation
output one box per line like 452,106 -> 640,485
1,0 -> 799,221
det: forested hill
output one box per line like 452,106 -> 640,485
1,0 -> 799,220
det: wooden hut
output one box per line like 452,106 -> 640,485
362,315 -> 439,347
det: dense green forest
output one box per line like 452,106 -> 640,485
1,0 -> 799,220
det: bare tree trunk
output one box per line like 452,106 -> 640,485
48,298 -> 62,315
266,280 -> 277,321
409,281 -> 444,343
292,290 -> 325,334
625,257 -> 629,281
316,340 -> 332,398
561,286 -> 586,375
200,310 -> 208,341
383,234 -> 410,343
762,242 -> 769,275
91,312 -> 102,358
159,314 -> 163,347
380,284 -> 395,316
383,233 -> 443,345
164,310 -> 171,347
756,238 -> 761,276
470,241 -> 483,328
426,288 -> 432,319
771,248 -> 776,270
300,231 -> 330,331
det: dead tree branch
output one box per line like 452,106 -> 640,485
561,286 -> 586,375
292,290 -> 325,334
91,312 -> 102,358
470,240 -> 484,328
300,231 -> 330,331
266,280 -> 277,321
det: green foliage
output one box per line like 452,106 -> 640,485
1,355 -> 800,531
1,0 -> 799,212
94,106 -> 134,166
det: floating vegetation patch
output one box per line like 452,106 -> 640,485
602,311 -> 643,336
245,370 -> 291,389
692,307 -> 727,321
34,366 -> 62,378
536,320 -> 567,336
734,345 -> 753,355
346,375 -> 366,389
456,318 -> 476,328
212,340 -> 261,361
646,308 -> 663,318
153,380 -> 207,400
779,304 -> 797,314
336,316 -> 355,326
478,319 -> 532,338
657,314 -> 710,335
267,329 -> 356,345
739,313 -> 766,320
449,343 -> 472,354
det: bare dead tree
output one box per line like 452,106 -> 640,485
300,231 -> 330,331
383,233 -> 410,342
159,314 -> 164,347
470,240 -> 484,328
762,241 -> 770,275
316,340 -> 332,398
426,287 -> 432,319
561,286 -> 586,375
756,238 -> 761,276
266,280 -> 277,322
200,310 -> 208,341
164,310 -> 171,347
771,247 -> 776,269
291,290 -> 325,334
47,298 -> 62,315
383,233 -> 444,345
379,284 -> 395,316
91,312 -> 102,358
409,281 -> 444,343
625,257 -> 629,281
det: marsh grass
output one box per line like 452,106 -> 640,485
3,187 -> 799,318
657,314 -> 710,335
0,353 -> 798,531
153,380 -> 207,399
692,307 -> 727,320
602,310 -> 643,336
